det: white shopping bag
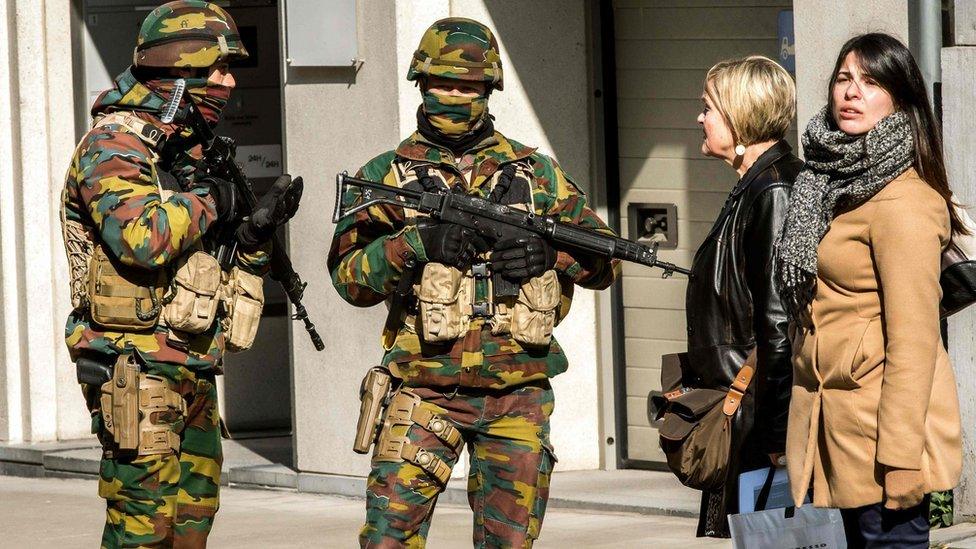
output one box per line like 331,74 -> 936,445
729,505 -> 847,549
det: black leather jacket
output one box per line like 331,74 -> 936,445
685,140 -> 801,455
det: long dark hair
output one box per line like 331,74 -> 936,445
828,33 -> 967,235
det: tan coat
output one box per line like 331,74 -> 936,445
786,169 -> 962,509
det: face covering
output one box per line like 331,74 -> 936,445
186,79 -> 231,127
421,89 -> 487,136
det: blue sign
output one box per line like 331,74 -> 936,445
778,10 -> 795,74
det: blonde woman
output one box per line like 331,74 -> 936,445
685,56 -> 800,537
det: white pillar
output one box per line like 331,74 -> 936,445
943,2 -> 976,519
0,0 -> 87,443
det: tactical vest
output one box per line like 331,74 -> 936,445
390,159 -> 562,348
61,111 -> 263,351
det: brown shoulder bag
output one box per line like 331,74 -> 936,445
650,349 -> 757,491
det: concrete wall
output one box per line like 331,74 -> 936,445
793,0 -> 907,142
0,0 -> 89,443
288,0 -> 605,474
944,4 -> 976,519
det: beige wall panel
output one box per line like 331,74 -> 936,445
627,396 -> 653,427
628,426 -> 665,461
622,277 -> 690,310
625,338 -> 687,370
617,7 -> 784,40
616,39 -> 781,70
618,98 -> 703,130
616,69 -> 708,100
624,309 -> 687,340
626,367 -> 663,397
618,128 -> 711,159
619,157 -> 737,193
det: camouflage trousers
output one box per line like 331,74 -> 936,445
360,381 -> 556,548
83,357 -> 223,548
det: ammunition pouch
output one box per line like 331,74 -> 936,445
88,244 -> 168,331
62,216 -> 94,310
414,263 -> 473,343
374,389 -> 463,485
98,353 -> 185,456
162,250 -> 222,334
221,267 -> 265,352
353,367 -> 394,454
491,269 -> 561,347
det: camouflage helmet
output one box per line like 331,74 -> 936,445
407,18 -> 503,91
133,0 -> 248,69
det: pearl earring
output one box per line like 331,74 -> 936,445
734,144 -> 746,156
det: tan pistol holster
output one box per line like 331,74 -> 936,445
220,266 -> 265,352
99,353 -> 185,456
354,366 -> 394,454
374,389 -> 463,485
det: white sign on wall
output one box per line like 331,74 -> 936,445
236,144 -> 283,178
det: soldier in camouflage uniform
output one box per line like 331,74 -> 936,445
61,2 -> 301,547
328,18 -> 619,548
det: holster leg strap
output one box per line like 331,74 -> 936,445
137,374 -> 186,456
373,389 -> 462,485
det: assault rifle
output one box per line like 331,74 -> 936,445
332,172 -> 691,286
187,101 -> 325,351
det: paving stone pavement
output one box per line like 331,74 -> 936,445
0,475 -> 729,548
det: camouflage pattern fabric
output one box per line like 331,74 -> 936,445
406,18 -> 504,90
64,67 -> 268,371
328,131 -> 620,390
84,357 -> 222,548
361,383 -> 556,548
134,0 -> 248,69
421,89 -> 488,136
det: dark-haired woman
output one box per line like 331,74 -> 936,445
780,33 -> 964,548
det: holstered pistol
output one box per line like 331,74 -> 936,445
354,366 -> 393,454
99,353 -> 140,451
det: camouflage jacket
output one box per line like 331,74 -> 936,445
63,68 -> 268,371
329,131 -> 620,389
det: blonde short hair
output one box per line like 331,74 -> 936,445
705,56 -> 796,145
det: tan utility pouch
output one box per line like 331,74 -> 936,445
88,244 -> 167,330
492,269 -> 561,347
374,389 -> 463,485
414,263 -> 473,343
221,267 -> 265,352
353,367 -> 394,454
99,354 -> 185,456
162,250 -> 221,334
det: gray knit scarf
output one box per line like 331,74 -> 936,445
775,106 -> 914,317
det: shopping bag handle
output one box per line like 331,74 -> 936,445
755,467 -> 777,511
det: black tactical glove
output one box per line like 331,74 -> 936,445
194,176 -> 237,224
236,174 -> 304,247
490,235 -> 558,280
416,219 -> 487,270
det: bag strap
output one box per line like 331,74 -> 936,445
755,466 -> 777,511
722,349 -> 757,416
